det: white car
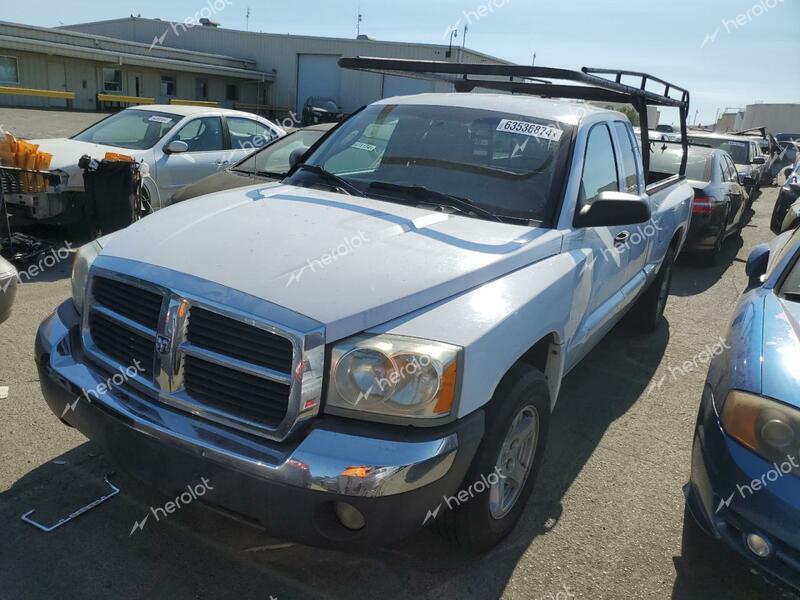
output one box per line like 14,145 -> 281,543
11,105 -> 284,225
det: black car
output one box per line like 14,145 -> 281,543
650,143 -> 749,264
770,160 -> 800,234
169,123 -> 335,204
302,97 -> 344,126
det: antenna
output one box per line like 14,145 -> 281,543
357,7 -> 363,37
246,7 -> 250,31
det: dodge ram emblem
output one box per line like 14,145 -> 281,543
156,335 -> 171,355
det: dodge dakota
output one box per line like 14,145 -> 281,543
35,60 -> 693,551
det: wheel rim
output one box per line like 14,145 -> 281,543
489,405 -> 539,520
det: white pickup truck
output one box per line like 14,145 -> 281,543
35,61 -> 692,551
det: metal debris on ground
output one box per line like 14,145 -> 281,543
20,474 -> 119,532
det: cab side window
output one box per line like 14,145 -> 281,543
580,123 -> 619,205
613,121 -> 640,194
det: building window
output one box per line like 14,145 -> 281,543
102,68 -> 122,92
196,78 -> 208,100
161,75 -> 177,97
226,84 -> 238,101
0,56 -> 19,84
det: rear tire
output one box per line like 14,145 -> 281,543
701,227 -> 725,267
437,363 -> 550,552
627,247 -> 675,332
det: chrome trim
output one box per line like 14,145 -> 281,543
81,256 -> 326,442
181,343 -> 293,386
42,310 -> 458,497
91,304 -> 157,341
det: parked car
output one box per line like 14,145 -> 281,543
0,256 -> 17,323
35,62 -> 692,551
773,140 -> 800,178
687,133 -> 765,203
781,199 -> 800,233
684,226 -> 800,591
770,160 -> 800,234
302,96 -> 344,126
650,144 -> 747,264
170,123 -> 335,204
5,106 -> 284,226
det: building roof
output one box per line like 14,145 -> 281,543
63,16 -> 512,66
0,20 -> 273,80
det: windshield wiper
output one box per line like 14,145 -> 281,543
368,181 -> 504,223
293,163 -> 367,197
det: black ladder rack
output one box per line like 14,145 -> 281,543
338,57 -> 691,176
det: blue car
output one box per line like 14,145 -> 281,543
685,226 -> 800,590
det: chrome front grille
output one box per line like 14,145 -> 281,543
88,310 -> 155,379
92,276 -> 162,330
82,265 -> 324,442
187,306 -> 294,373
184,355 -> 291,427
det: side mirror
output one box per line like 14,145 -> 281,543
745,243 -> 770,289
752,156 -> 766,165
164,140 -> 189,154
574,191 -> 651,228
741,175 -> 755,188
289,147 -> 306,169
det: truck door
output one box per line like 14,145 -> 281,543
564,122 -> 632,365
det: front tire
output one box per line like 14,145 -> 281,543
438,363 -> 550,552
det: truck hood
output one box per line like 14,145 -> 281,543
28,138 -> 147,190
100,183 -> 563,341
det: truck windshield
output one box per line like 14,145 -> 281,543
72,110 -> 180,150
293,103 -> 573,224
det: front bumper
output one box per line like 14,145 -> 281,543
685,389 -> 800,590
35,301 -> 484,547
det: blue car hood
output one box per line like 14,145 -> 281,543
762,293 -> 800,406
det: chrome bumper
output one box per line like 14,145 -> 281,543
37,302 -> 467,499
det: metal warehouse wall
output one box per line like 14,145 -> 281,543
64,19 -> 504,114
738,104 -> 800,135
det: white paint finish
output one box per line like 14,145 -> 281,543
100,183 -> 563,342
25,106 -> 284,210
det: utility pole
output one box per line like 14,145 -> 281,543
245,7 -> 250,31
460,24 -> 468,63
532,52 -> 536,66
357,7 -> 363,37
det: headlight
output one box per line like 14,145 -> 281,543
721,390 -> 800,467
326,334 -> 461,421
71,240 -> 101,313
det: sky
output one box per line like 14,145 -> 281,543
13,0 -> 799,125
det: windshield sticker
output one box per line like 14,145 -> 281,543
148,115 -> 174,124
352,141 -> 377,152
727,141 -> 747,147
496,119 -> 563,142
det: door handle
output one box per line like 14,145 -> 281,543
614,231 -> 629,246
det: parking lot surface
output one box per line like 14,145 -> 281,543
0,108 -> 797,600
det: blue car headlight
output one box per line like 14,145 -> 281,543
721,390 -> 800,467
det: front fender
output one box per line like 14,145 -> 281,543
368,253 -> 583,416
